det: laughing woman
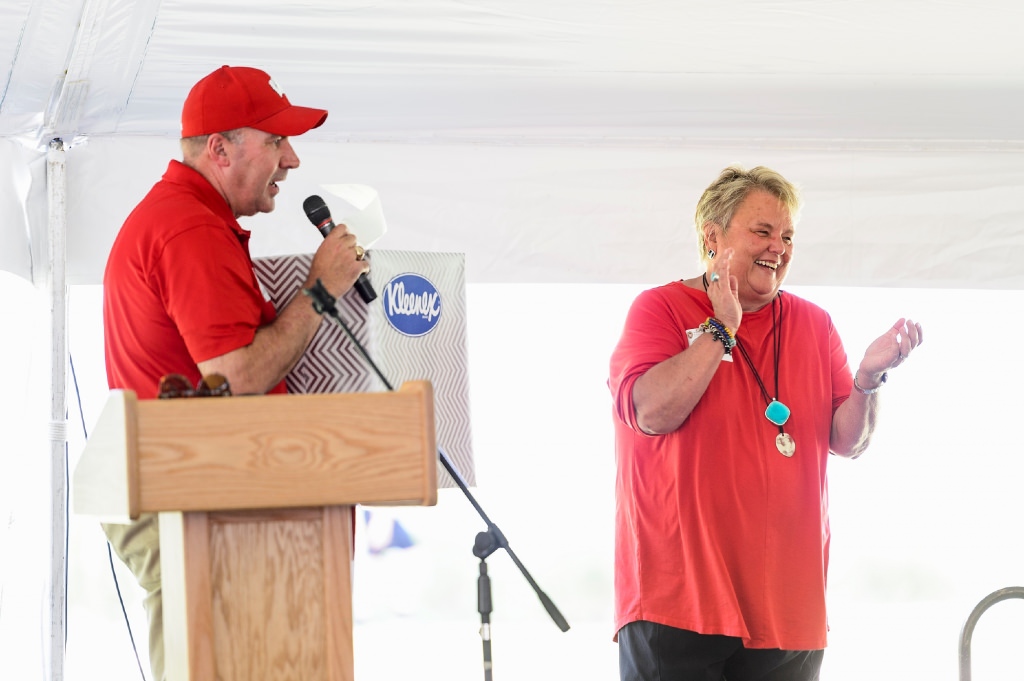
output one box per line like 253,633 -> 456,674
609,165 -> 922,681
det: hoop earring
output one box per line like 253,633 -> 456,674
707,249 -> 716,259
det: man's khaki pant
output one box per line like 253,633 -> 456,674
103,513 -> 164,681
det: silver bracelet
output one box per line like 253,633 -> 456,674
853,372 -> 887,395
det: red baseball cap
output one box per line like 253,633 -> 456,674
181,65 -> 328,137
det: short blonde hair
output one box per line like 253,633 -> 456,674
695,165 -> 802,265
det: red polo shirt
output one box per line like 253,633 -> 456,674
104,160 -> 285,398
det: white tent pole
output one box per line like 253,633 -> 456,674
46,137 -> 69,681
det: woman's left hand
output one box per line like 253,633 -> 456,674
857,317 -> 923,381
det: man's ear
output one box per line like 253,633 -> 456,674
206,133 -> 231,167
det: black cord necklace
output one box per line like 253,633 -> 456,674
702,275 -> 795,457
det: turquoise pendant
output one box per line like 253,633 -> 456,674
765,399 -> 791,426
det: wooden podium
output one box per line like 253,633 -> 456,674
73,381 -> 437,681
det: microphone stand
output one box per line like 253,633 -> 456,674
474,531 -> 496,681
303,281 -> 570,679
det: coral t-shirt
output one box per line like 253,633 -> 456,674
609,282 -> 853,650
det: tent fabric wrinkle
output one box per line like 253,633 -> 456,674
0,139 -> 47,284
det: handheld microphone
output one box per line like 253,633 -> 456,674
303,194 -> 377,303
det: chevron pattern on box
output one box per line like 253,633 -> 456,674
253,254 -> 376,395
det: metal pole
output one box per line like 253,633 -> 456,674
958,585 -> 1024,681
46,137 -> 69,681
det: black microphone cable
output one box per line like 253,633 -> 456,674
302,280 -> 571,634
70,350 -> 149,679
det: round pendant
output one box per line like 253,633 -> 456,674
776,432 -> 796,457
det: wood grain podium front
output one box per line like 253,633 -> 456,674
73,381 -> 437,681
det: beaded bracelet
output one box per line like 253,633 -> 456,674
700,317 -> 737,355
705,317 -> 736,345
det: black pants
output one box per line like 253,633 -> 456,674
619,621 -> 824,681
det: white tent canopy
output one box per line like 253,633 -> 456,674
3,0 -> 1023,289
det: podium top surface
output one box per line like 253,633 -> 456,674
73,382 -> 437,522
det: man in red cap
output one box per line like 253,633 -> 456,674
101,65 -> 367,680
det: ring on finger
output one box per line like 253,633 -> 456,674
354,245 -> 366,261
710,272 -> 720,283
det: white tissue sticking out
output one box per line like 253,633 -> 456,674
321,184 -> 387,248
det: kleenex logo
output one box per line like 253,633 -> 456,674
382,273 -> 442,336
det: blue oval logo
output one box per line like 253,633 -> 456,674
382,273 -> 442,337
